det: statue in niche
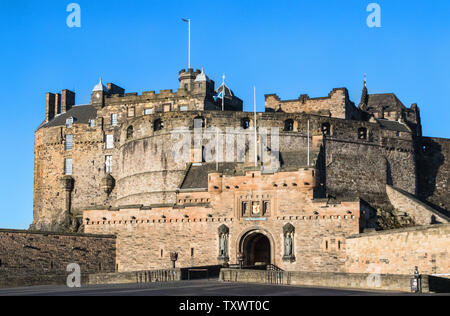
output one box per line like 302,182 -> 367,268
218,224 -> 230,260
220,233 -> 228,257
283,223 -> 296,262
284,233 -> 293,257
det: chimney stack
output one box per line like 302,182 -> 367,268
46,93 -> 56,122
62,90 -> 76,113
55,93 -> 62,115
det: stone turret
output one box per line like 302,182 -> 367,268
179,68 -> 201,92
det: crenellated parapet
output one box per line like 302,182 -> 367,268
265,88 -> 360,120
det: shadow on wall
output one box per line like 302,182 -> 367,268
429,275 -> 450,293
417,138 -> 448,217
180,265 -> 223,280
386,159 -> 393,186
314,143 -> 327,199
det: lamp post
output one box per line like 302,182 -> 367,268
237,252 -> 245,269
411,266 -> 422,293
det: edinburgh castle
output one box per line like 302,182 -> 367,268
25,67 -> 449,276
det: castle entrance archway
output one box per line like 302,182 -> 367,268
240,231 -> 272,267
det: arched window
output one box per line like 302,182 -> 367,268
284,119 -> 294,132
241,118 -> 250,130
358,127 -> 367,140
321,123 -> 331,136
126,126 -> 134,139
154,119 -> 164,131
201,146 -> 206,163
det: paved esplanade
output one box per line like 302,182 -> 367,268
0,280 -> 406,296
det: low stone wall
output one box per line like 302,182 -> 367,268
219,269 -> 450,293
0,229 -> 116,288
386,185 -> 449,225
345,224 -> 450,275
88,269 -> 181,285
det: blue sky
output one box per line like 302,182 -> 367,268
0,0 -> 449,229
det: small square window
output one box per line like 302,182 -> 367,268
89,119 -> 96,128
144,108 -> 153,115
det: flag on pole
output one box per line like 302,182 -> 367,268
213,90 -> 224,102
181,18 -> 189,22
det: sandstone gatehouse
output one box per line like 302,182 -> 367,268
27,68 -> 449,276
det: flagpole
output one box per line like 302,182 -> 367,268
182,18 -> 191,69
307,120 -> 310,166
216,129 -> 219,171
222,74 -> 225,111
254,86 -> 258,168
188,19 -> 191,69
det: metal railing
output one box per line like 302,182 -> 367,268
266,264 -> 284,272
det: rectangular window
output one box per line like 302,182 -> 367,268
105,155 -> 113,173
179,106 -> 188,112
64,159 -> 73,175
111,114 -> 118,126
191,248 -> 194,257
163,104 -> 171,112
106,135 -> 114,149
65,135 -> 73,151
128,107 -> 135,117
144,108 -> 153,115
89,119 -> 96,128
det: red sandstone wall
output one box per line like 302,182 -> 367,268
84,189 -> 361,273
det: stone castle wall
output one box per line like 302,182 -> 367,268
84,209 -> 360,273
345,224 -> 450,275
417,137 -> 450,216
33,70 -> 450,235
0,229 -> 116,288
324,136 -> 416,210
265,88 -> 362,120
386,185 -> 449,225
83,168 -> 361,273
33,124 -> 115,231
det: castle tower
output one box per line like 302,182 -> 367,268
91,78 -> 109,108
179,68 -> 201,92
